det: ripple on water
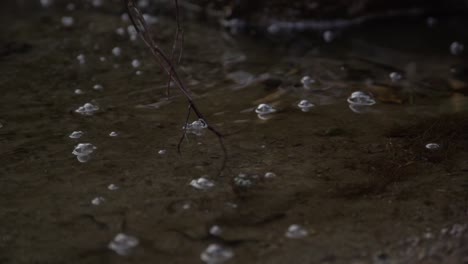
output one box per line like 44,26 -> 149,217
108,233 -> 139,256
200,244 -> 233,264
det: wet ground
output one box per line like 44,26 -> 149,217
1,1 -> 468,264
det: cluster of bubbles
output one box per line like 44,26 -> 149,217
72,143 -> 97,163
183,119 -> 208,135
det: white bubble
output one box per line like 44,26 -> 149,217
142,14 -> 158,24
76,54 -> 85,64
200,244 -> 233,264
158,149 -> 167,155
323,30 -> 334,43
115,27 -> 126,36
121,13 -> 129,22
347,91 -> 376,106
425,143 -> 440,150
209,225 -> 222,236
77,155 -> 91,163
108,184 -> 119,191
66,3 -> 75,11
131,59 -> 141,68
264,172 -> 276,178
135,70 -> 143,75
285,224 -> 308,238
40,0 -> 53,7
450,41 -> 464,55
61,16 -> 74,27
109,131 -> 118,137
74,89 -> 83,95
108,233 -> 139,256
69,131 -> 84,139
72,143 -> 96,156
75,102 -> 99,115
93,84 -> 103,91
389,72 -> 402,82
426,17 -> 437,27
112,47 -> 122,57
297,99 -> 314,111
301,76 -> 315,89
184,119 -> 208,135
255,104 -> 276,115
0,122 -> 3,129
190,177 -> 215,190
91,196 -> 105,206
91,0 -> 103,7
99,56 -> 106,62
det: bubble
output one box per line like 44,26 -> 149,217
158,149 -> 167,155
264,172 -> 276,178
450,42 -> 464,55
347,91 -> 376,106
76,54 -> 85,64
115,27 -> 126,36
69,131 -> 84,139
255,104 -> 276,115
135,70 -> 143,75
112,47 -> 122,57
74,89 -> 83,95
108,131 -> 118,137
40,0 -> 52,7
66,3 -> 75,11
93,84 -> 103,91
297,99 -> 314,112
91,0 -> 103,7
0,122 -> 3,129
127,25 -> 138,41
61,16 -> 74,27
301,76 -> 316,89
72,143 -> 96,156
323,30 -> 334,43
285,224 -> 308,238
190,177 -> 215,190
389,72 -> 402,82
75,102 -> 99,115
184,119 -> 208,135
233,173 -> 254,188
108,233 -> 139,256
121,13 -> 129,22
77,155 -> 91,163
349,104 -> 370,114
200,244 -> 233,264
426,17 -> 437,27
99,57 -> 106,62
209,225 -> 222,236
131,59 -> 141,68
108,184 -> 119,191
425,143 -> 440,150
182,203 -> 191,210
91,196 -> 105,206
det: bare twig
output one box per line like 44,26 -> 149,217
124,0 -> 226,174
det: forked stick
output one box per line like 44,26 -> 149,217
124,0 -> 226,173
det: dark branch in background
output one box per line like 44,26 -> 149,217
124,0 -> 226,174
166,0 -> 184,96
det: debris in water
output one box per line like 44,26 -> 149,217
450,41 -> 464,55
108,184 -> 119,191
347,91 -> 376,106
108,233 -> 139,256
200,244 -> 233,264
91,196 -> 105,206
425,143 -> 440,150
190,177 -> 215,190
109,131 -> 118,137
255,103 -> 276,115
69,131 -> 84,139
61,16 -> 74,27
112,47 -> 122,57
285,224 -> 308,238
297,99 -> 314,111
209,225 -> 223,236
75,103 -> 99,115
